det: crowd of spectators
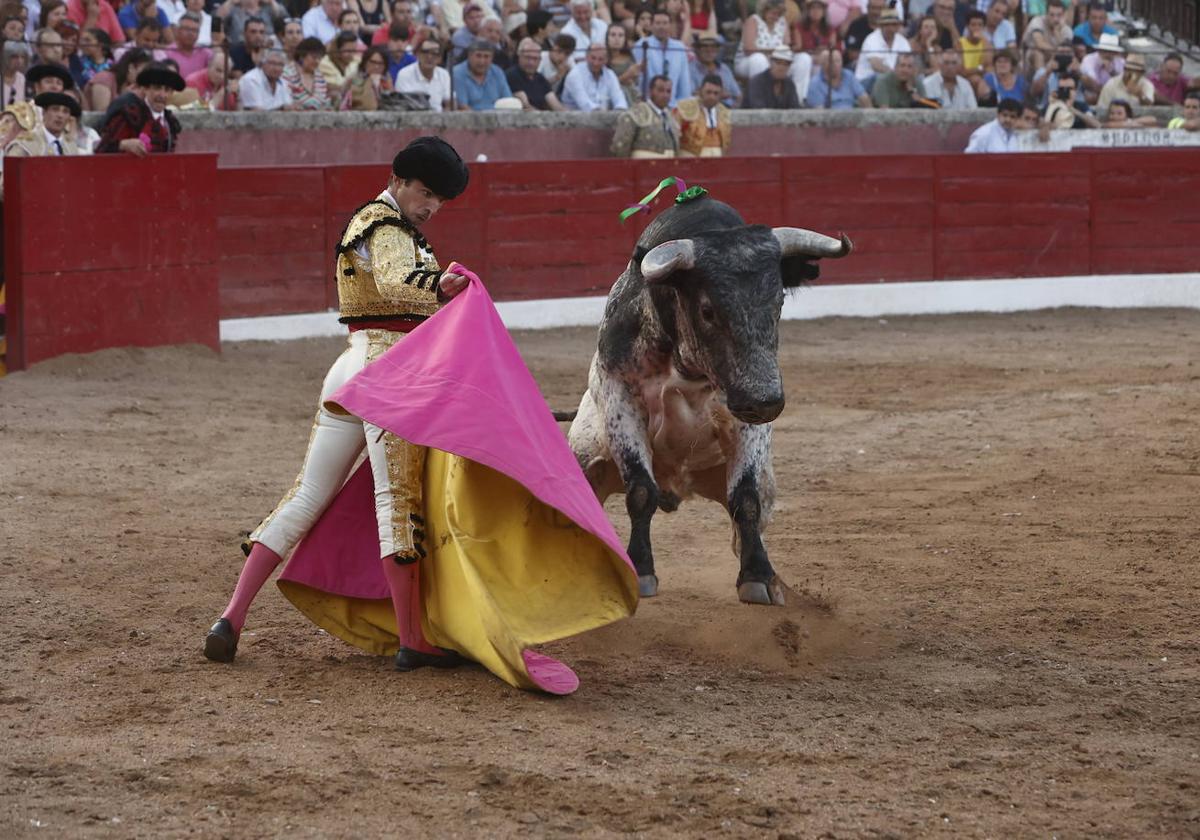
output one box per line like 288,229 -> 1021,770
0,0 -> 1195,120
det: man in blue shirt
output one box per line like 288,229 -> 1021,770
451,39 -> 513,110
1072,2 -> 1116,49
688,34 -> 741,108
633,8 -> 692,106
805,48 -> 872,109
561,41 -> 627,111
118,0 -> 170,40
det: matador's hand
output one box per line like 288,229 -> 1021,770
438,263 -> 477,300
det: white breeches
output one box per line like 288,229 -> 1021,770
250,330 -> 423,561
736,51 -> 814,102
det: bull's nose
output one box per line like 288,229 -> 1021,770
728,395 -> 785,425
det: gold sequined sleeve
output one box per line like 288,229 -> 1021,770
369,223 -> 442,303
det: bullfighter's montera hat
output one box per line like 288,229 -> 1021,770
26,63 -> 75,90
34,91 -> 81,118
136,63 -> 186,91
392,136 -> 470,200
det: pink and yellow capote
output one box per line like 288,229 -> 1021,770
274,266 -> 639,694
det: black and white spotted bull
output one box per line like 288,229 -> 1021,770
567,195 -> 851,605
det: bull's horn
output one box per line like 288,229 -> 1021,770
640,239 -> 695,283
772,228 -> 853,259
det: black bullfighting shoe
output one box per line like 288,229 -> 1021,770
393,646 -> 467,672
204,618 -> 239,663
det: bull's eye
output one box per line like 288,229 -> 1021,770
700,302 -> 716,324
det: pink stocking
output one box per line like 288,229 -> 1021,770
381,557 -> 440,655
220,543 -> 284,634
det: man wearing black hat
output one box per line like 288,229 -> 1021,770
25,63 -> 75,98
96,63 -> 184,155
205,136 -> 477,674
4,91 -> 80,156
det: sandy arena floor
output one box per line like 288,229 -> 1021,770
1,307 -> 1199,838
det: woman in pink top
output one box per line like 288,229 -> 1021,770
66,0 -> 124,46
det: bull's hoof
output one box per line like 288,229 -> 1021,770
737,577 -> 787,606
638,574 -> 659,598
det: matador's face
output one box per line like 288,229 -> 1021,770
390,176 -> 446,227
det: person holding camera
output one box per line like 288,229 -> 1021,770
1037,71 -> 1098,141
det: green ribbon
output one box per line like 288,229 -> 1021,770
620,176 -> 690,224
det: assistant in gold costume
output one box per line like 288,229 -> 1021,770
204,136 -> 474,672
674,74 -> 732,158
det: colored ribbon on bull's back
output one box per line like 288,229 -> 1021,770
275,268 -> 639,695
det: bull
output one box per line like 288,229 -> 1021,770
567,194 -> 851,605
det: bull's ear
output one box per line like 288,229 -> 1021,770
772,228 -> 852,259
781,255 -> 821,289
640,239 -> 695,284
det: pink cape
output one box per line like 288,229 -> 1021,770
277,269 -> 637,694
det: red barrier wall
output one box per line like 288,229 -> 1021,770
215,149 -> 1200,320
4,154 -> 219,371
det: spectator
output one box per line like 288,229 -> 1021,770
449,0 -> 486,63
117,0 -> 169,41
825,0 -> 861,30
125,18 -> 168,56
319,30 -> 360,95
539,32 -> 574,88
1037,71 -> 1097,137
185,0 -> 214,45
744,46 -> 801,108
1071,1 -> 1114,50
808,46 -> 871,108
279,16 -> 303,58
1167,92 -> 1200,132
856,6 -> 909,89
561,0 -> 607,59
5,90 -> 79,155
843,0 -> 883,70
185,49 -> 238,108
1149,53 -> 1192,107
923,48 -> 976,108
1102,99 -> 1155,128
674,72 -> 729,156
230,16 -> 269,73
1079,32 -> 1121,103
525,7 -> 556,47
76,27 -> 111,84
83,45 -> 147,109
981,0 -> 1014,51
872,49 -> 927,106
1017,100 -> 1040,129
606,21 -> 640,105
661,0 -> 690,44
689,0 -> 718,42
794,0 -> 839,52
165,13 -> 211,77
394,35 -> 450,109
632,8 -> 691,105
26,62 -> 72,95
221,0 -> 284,47
239,48 -> 293,108
372,0 -> 420,48
561,39 -> 625,109
478,17 -> 511,70
351,0 -> 390,43
964,97 -> 1021,152
300,0 -> 342,43
507,35 -> 564,109
31,27 -> 66,70
65,0 -> 123,46
735,0 -> 788,80
40,0 -> 67,30
689,32 -> 738,107
1096,51 -> 1151,116
504,12 -> 527,46
283,35 -> 331,107
158,0 -> 186,26
906,15 -> 940,72
55,19 -> 87,88
340,43 -> 390,107
1021,0 -> 1071,74
335,9 -> 366,52
382,20 -> 415,78
631,3 -> 652,40
451,38 -> 511,109
610,72 -> 677,157
928,0 -> 959,51
981,47 -> 1024,104
959,10 -> 990,81
1,41 -> 28,106
97,62 -> 184,153
3,14 -> 27,43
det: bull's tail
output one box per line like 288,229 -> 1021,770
551,409 -> 578,423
